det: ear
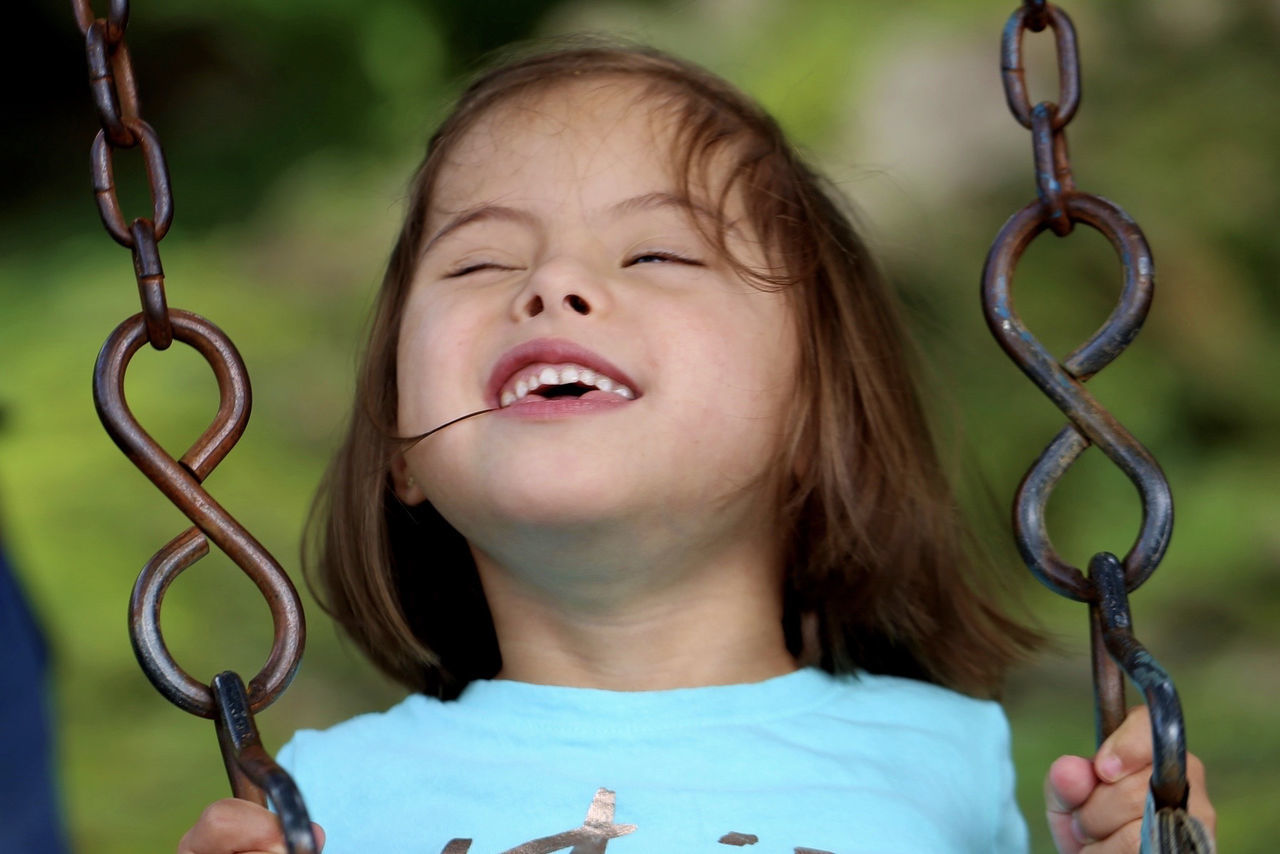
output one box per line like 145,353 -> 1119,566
390,453 -> 429,505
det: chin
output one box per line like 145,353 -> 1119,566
425,450 -> 641,529
485,472 -> 639,529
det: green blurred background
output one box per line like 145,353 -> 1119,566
4,0 -> 1277,850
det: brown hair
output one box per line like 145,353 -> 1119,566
306,42 -> 1038,701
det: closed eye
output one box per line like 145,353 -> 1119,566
624,251 -> 703,267
444,261 -> 510,278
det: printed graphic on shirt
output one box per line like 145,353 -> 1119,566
438,788 -> 834,854
441,788 -> 635,853
719,832 -> 760,845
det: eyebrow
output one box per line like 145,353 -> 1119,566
608,191 -> 719,223
420,205 -> 540,258
420,192 -> 730,259
610,192 -> 739,242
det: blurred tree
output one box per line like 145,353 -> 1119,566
429,0 -> 567,65
9,0 -> 636,242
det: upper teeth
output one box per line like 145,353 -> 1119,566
500,362 -> 635,407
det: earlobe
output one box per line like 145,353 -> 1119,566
390,454 -> 429,505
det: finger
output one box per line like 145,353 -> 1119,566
1074,750 -> 1216,853
215,821 -> 325,854
1186,753 -> 1217,838
1094,705 -> 1152,783
1045,755 -> 1097,854
1073,772 -> 1150,843
1079,818 -> 1141,854
177,798 -> 288,854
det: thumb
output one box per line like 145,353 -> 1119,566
1094,705 -> 1153,783
1045,754 -> 1098,854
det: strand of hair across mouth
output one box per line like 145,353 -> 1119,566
398,407 -> 498,450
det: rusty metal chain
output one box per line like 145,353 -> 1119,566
982,3 -> 1213,850
71,3 -> 316,850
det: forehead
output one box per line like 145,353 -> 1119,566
429,79 -> 686,217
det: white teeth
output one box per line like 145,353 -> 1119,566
498,362 -> 638,407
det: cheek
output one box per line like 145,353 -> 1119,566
688,294 -> 798,403
663,296 -> 799,463
395,297 -> 483,434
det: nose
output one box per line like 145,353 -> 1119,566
510,256 -> 606,322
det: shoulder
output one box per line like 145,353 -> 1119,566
276,693 -> 446,773
828,670 -> 1010,731
814,672 -> 1023,849
801,670 -> 1014,778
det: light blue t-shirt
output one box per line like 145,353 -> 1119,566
277,668 -> 1027,853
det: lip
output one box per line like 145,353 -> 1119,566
486,337 -> 642,409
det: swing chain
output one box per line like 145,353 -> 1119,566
983,3 -> 1213,849
1001,2 -> 1081,237
73,0 -> 173,349
71,3 -> 315,851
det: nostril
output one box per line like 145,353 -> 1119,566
565,294 -> 590,315
525,295 -> 544,317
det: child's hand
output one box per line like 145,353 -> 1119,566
177,798 -> 325,854
1044,705 -> 1215,853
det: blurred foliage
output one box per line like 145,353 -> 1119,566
2,0 -> 1277,851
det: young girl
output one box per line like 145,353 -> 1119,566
179,45 -> 1213,854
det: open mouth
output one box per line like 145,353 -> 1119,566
499,363 -> 636,408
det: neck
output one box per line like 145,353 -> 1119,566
471,534 -> 797,691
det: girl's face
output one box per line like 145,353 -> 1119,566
394,80 -> 800,567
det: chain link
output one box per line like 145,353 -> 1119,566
1000,2 -> 1079,129
83,20 -> 139,147
983,3 -> 1213,849
128,218 -> 172,349
71,2 -> 315,849
72,0 -> 129,40
90,117 -> 173,248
